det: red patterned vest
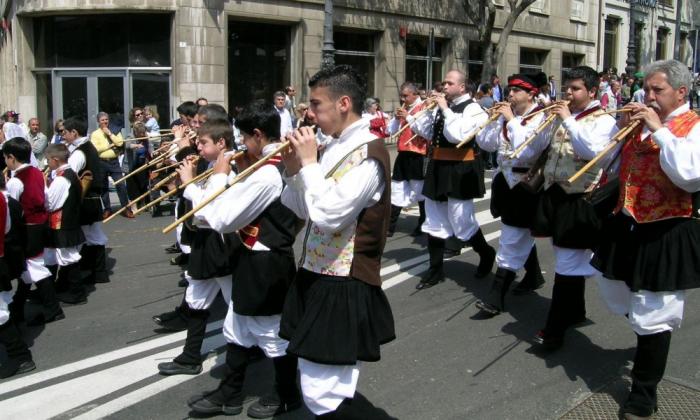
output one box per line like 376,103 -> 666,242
14,165 -> 48,225
397,102 -> 428,155
615,110 -> 700,223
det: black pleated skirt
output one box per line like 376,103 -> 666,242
392,151 -> 425,181
231,248 -> 296,316
188,229 -> 232,280
422,158 -> 485,202
80,194 -> 103,225
279,268 -> 396,365
25,223 -> 48,258
4,242 -> 25,280
46,228 -> 85,249
0,258 -> 11,292
532,184 -> 603,249
489,172 -> 539,228
591,213 -> 700,292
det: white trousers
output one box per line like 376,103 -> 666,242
44,246 -> 82,267
553,245 -> 596,276
390,179 -> 424,208
184,274 -> 231,311
81,223 -> 108,246
21,254 -> 52,284
422,197 -> 479,241
224,309 -> 288,358
298,358 -> 360,415
175,202 -> 191,254
595,274 -> 685,336
0,290 -> 14,325
495,225 -> 534,271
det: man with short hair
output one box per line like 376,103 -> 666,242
27,118 -> 48,167
89,112 -> 129,218
593,59 -> 700,419
274,91 -> 293,138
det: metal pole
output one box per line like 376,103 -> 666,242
625,1 -> 637,76
695,28 -> 699,74
321,0 -> 335,70
427,28 -> 434,91
673,0 -> 682,60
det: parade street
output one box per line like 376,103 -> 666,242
1,162 -> 700,420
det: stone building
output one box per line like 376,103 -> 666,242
0,0 -> 692,135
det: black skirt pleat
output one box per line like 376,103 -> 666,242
231,248 -> 296,316
489,172 -> 539,228
422,158 -> 485,202
391,151 -> 425,181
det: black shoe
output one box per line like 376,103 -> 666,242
187,392 -> 243,416
533,330 -> 564,351
165,243 -> 181,254
512,275 -> 545,295
26,310 -> 65,327
153,313 -> 188,332
158,361 -> 202,376
178,277 -> 188,287
0,359 -> 36,379
57,293 -> 87,306
416,269 -> 444,290
170,253 -> 189,266
474,300 -> 501,317
443,248 -> 460,259
247,394 -> 302,419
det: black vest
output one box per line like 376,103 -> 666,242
55,168 -> 82,231
5,196 -> 27,280
432,99 -> 473,149
76,140 -> 104,195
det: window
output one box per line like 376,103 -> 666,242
519,48 -> 548,74
656,27 -> 669,60
334,30 -> 376,96
33,14 -> 171,68
570,0 -> 586,22
680,32 -> 688,62
405,35 -> 443,91
35,73 -> 53,137
561,52 -> 585,84
467,43 -> 485,85
603,17 -> 619,73
529,0 -> 550,15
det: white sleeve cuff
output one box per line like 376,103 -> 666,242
651,127 -> 674,146
299,163 -> 325,191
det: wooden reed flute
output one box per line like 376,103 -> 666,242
104,171 -> 180,223
162,143 -> 290,234
390,102 -> 437,141
567,120 -> 641,184
507,112 -> 559,159
456,112 -> 500,149
114,147 -> 178,185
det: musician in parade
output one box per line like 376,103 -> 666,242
473,73 -> 550,317
408,69 -> 495,290
279,65 -> 396,419
591,59 -> 700,420
532,66 -> 618,350
387,82 -> 429,237
187,102 -> 302,418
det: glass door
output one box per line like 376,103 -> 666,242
54,71 -> 128,134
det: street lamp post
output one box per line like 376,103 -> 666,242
321,0 -> 335,70
625,1 -> 637,76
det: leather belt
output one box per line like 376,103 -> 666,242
431,147 -> 476,162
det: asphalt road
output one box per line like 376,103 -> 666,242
1,153 -> 699,419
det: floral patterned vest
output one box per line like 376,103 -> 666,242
397,102 -> 428,155
300,138 -> 390,286
615,110 -> 700,223
543,106 -> 606,194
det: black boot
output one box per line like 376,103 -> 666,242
411,201 -> 426,236
57,263 -> 87,305
468,229 -> 496,279
0,320 -> 35,379
27,277 -> 65,326
512,245 -> 545,295
387,205 -> 402,237
534,274 -> 586,350
624,331 -> 672,417
92,245 -> 110,283
8,281 -> 30,324
247,354 -> 301,418
153,295 -> 188,332
475,267 -> 516,317
443,236 -> 463,258
188,343 -> 248,415
416,235 -> 445,290
49,264 -> 66,293
158,308 -> 209,375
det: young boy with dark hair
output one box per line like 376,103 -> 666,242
186,101 -> 302,418
156,119 -> 236,377
3,137 -> 64,325
0,174 -> 35,378
44,143 -> 87,305
280,65 -> 396,418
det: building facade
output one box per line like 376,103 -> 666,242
0,0 -> 692,136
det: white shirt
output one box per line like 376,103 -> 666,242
1,192 -> 11,235
646,103 -> 700,193
67,137 -> 89,173
45,164 -> 72,212
197,144 -> 285,250
6,164 -> 31,201
408,93 -> 489,144
559,100 -> 619,162
275,106 -> 294,138
388,98 -> 423,135
281,118 -> 385,233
